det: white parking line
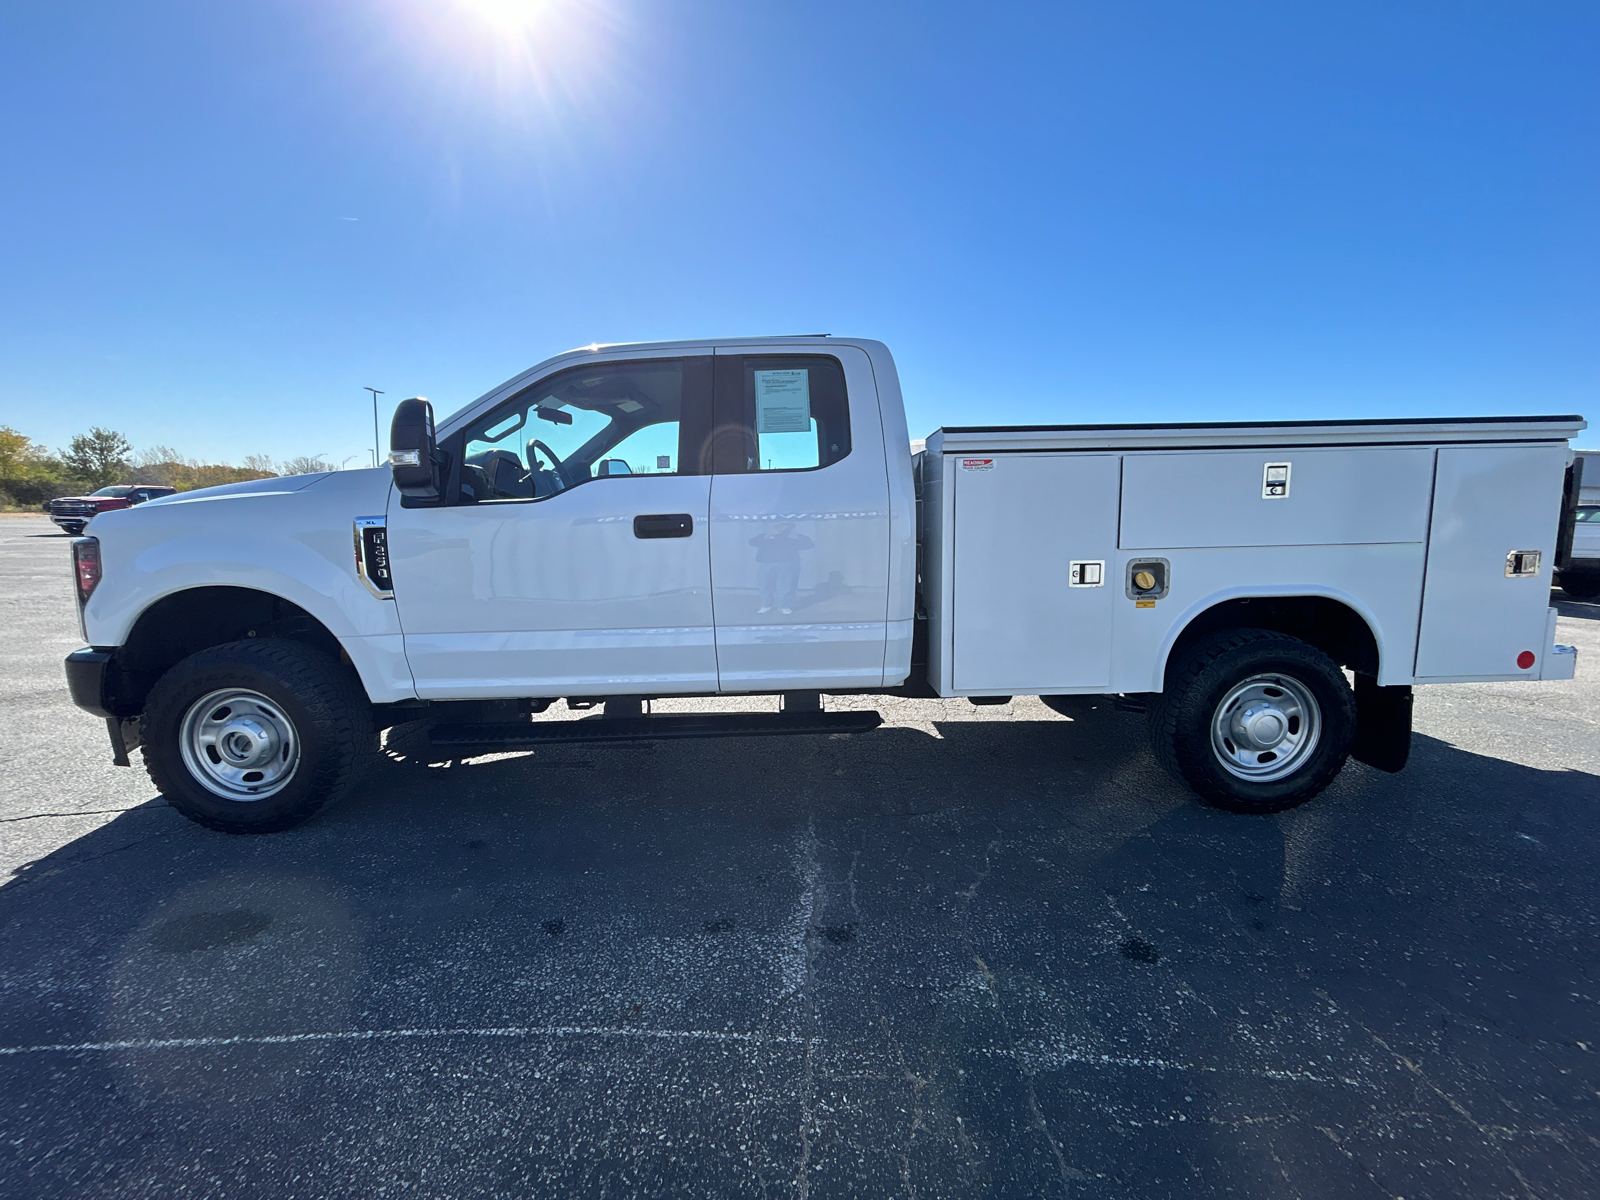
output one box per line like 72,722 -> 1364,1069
0,1025 -> 813,1056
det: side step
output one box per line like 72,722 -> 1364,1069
428,710 -> 882,750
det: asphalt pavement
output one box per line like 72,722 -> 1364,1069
1,512 -> 1597,1199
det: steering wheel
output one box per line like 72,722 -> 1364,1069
524,438 -> 566,493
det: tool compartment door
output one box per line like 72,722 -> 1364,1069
952,453 -> 1120,692
1414,444 -> 1568,679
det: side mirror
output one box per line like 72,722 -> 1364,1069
389,397 -> 439,502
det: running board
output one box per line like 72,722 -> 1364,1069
428,710 -> 882,750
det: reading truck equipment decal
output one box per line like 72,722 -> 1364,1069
961,458 -> 995,471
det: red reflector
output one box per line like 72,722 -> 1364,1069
72,538 -> 101,605
1516,650 -> 1536,670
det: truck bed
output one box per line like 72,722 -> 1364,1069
918,414 -> 1585,697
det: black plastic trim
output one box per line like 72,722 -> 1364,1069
64,648 -> 115,719
430,710 -> 881,748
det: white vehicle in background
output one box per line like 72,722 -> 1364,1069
1555,449 -> 1599,600
60,337 -> 1586,833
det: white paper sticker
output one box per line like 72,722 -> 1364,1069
754,370 -> 811,434
960,458 -> 995,471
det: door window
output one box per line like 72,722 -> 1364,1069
453,357 -> 711,504
713,355 -> 851,474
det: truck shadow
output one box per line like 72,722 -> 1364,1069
1554,594 -> 1600,620
2,712 -> 1596,1196
3,709 -> 1595,991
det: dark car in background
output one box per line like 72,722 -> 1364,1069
48,485 -> 176,535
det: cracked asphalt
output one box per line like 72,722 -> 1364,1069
2,512 -> 1598,1199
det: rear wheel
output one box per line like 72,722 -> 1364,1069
143,638 -> 374,833
1559,572 -> 1600,601
1148,629 -> 1356,814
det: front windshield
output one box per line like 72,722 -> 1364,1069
90,487 -> 133,497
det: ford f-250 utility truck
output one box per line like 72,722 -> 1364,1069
62,337 -> 1586,833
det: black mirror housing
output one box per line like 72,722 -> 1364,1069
389,397 -> 440,501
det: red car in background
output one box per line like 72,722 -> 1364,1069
48,485 -> 176,535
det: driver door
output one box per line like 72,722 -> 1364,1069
387,353 -> 718,699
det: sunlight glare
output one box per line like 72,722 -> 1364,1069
456,0 -> 556,36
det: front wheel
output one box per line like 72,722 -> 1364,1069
142,638 -> 374,833
1148,629 -> 1356,814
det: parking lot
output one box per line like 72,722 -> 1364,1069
1,511 -> 1597,1198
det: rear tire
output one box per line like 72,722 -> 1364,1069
1559,572 -> 1600,601
1148,629 -> 1356,814
143,638 -> 374,833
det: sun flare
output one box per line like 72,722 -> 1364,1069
455,0 -> 556,35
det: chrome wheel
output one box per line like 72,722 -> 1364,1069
178,688 -> 300,800
1209,673 -> 1321,783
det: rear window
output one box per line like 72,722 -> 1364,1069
1575,506 -> 1600,523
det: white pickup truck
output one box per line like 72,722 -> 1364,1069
63,337 -> 1586,833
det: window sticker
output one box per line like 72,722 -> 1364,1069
755,369 -> 812,434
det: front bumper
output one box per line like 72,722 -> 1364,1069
64,648 -> 116,718
64,648 -> 144,766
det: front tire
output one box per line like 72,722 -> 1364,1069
143,638 -> 374,833
1148,629 -> 1356,814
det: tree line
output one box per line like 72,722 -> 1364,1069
0,426 -> 340,510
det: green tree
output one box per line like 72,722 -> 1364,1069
0,427 -> 49,480
61,428 -> 132,488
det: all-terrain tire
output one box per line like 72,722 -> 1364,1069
1148,628 -> 1356,814
143,638 -> 375,834
1559,572 -> 1600,601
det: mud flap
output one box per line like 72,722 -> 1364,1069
107,717 -> 142,768
1352,675 -> 1411,773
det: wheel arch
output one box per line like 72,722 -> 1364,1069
1154,590 -> 1385,693
106,586 -> 359,716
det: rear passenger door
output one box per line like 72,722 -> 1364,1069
707,345 -> 891,691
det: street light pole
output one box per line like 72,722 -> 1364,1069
364,387 -> 385,468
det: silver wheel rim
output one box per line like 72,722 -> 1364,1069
1209,673 -> 1321,783
178,688 -> 300,801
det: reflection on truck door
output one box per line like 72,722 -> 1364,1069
387,354 -> 719,698
707,346 -> 892,690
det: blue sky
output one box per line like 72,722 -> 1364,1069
1,1 -> 1596,466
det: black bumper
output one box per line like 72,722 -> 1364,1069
64,648 -> 116,719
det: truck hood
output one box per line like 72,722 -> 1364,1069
89,468 -> 394,535
140,474 -> 330,506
